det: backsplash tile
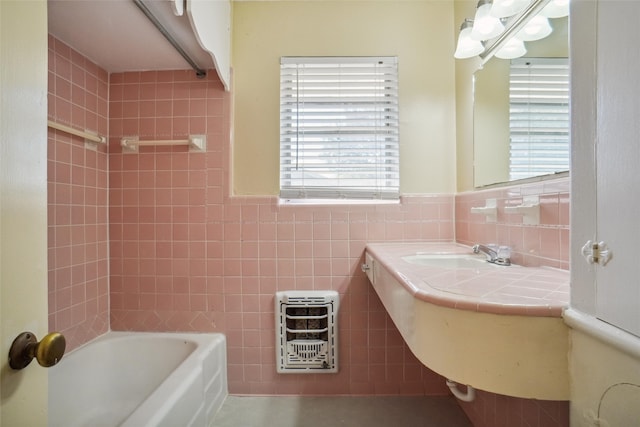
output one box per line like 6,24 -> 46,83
455,178 -> 570,269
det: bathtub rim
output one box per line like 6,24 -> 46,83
49,330 -> 228,427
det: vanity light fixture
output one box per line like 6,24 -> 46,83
454,0 -> 567,61
494,36 -> 527,59
491,0 -> 530,18
540,0 -> 569,18
517,15 -> 552,41
454,19 -> 486,59
470,0 -> 505,41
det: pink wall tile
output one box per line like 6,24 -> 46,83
48,36 -> 109,350
107,63 -> 455,395
458,389 -> 569,427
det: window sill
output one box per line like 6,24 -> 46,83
278,198 -> 400,206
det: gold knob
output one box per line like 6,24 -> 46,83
8,331 -> 66,370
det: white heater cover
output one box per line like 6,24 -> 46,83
275,290 -> 339,374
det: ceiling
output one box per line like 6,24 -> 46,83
48,0 -> 216,74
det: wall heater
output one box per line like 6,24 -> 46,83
275,290 -> 339,374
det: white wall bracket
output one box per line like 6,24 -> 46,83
505,195 -> 540,225
470,198 -> 497,222
121,134 -> 207,153
446,379 -> 476,402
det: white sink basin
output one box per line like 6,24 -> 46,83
401,253 -> 498,269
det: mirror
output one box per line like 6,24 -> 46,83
473,15 -> 569,188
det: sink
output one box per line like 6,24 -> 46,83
365,244 -> 570,400
401,253 -> 498,269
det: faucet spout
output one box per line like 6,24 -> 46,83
472,244 -> 497,262
472,244 -> 511,266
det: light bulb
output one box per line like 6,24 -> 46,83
454,19 -> 485,59
517,15 -> 552,41
471,1 -> 505,41
540,0 -> 569,18
490,0 -> 530,18
495,37 -> 527,59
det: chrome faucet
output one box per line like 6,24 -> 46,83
472,244 -> 511,266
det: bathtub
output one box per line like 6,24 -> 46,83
49,332 -> 227,427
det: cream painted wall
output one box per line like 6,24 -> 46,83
453,0 -> 479,192
569,329 -> 640,427
232,0 -> 457,195
0,0 -> 49,425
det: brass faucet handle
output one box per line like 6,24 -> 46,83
8,331 -> 66,370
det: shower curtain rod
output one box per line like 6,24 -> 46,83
132,0 -> 207,79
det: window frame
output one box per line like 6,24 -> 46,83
279,56 -> 400,201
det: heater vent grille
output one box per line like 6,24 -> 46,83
276,291 -> 339,373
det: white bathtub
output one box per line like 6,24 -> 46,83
49,332 -> 227,427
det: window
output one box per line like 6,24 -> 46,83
279,57 -> 399,201
509,57 -> 570,181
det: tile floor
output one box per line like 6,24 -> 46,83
211,395 -> 472,427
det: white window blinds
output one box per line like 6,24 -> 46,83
280,57 -> 399,200
509,57 -> 570,181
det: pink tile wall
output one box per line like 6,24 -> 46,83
107,69 -> 454,395
47,36 -> 110,350
456,179 -> 570,269
458,390 -> 569,427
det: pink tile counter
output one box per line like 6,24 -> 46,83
365,242 -> 569,317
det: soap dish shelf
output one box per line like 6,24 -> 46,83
470,198 -> 497,222
504,195 -> 540,225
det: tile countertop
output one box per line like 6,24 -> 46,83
365,242 -> 569,318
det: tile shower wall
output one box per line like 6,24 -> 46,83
47,36 -> 109,350
107,67 -> 454,395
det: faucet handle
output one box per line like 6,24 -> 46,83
497,246 -> 511,259
495,246 -> 512,266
